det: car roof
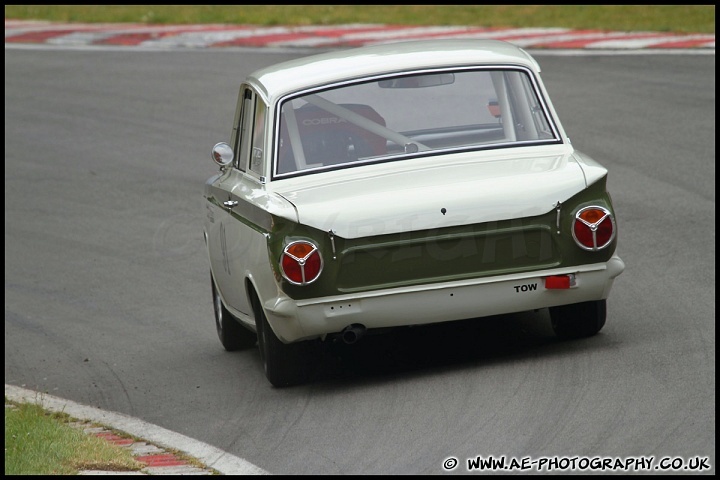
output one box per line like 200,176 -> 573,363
247,39 -> 541,103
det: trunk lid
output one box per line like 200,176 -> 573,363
275,150 -> 593,239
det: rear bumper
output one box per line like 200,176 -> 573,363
264,254 -> 625,343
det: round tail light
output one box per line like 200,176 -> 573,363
280,240 -> 323,285
572,206 -> 616,251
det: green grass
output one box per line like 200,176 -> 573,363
5,398 -> 144,475
4,5 -> 715,34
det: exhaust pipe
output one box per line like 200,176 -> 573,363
341,324 -> 366,344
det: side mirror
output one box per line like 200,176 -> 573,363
211,142 -> 234,168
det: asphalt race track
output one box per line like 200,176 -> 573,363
4,37 -> 715,475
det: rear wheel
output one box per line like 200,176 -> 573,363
211,274 -> 257,351
550,300 -> 607,339
251,293 -> 317,387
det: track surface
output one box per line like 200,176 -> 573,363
4,36 -> 715,475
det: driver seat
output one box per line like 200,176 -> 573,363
278,103 -> 386,174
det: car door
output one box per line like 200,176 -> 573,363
206,86 -> 267,320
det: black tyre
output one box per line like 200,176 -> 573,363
550,299 -> 607,339
211,274 -> 257,351
251,293 -> 317,387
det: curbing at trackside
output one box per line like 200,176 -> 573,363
5,384 -> 269,475
3,20 -> 716,50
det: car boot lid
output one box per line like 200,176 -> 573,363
274,148 -> 606,239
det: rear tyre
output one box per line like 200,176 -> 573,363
550,300 -> 607,339
211,274 -> 257,351
252,293 -> 316,387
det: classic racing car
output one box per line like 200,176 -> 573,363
203,39 -> 625,387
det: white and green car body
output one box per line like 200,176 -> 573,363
203,39 -> 624,387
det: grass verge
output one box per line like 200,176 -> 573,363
4,5 -> 715,34
5,397 -> 144,475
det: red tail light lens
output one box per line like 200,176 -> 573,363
572,206 -> 615,251
280,240 -> 323,285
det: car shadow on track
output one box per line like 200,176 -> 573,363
303,308 -> 596,386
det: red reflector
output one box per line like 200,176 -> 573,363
545,275 -> 571,289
